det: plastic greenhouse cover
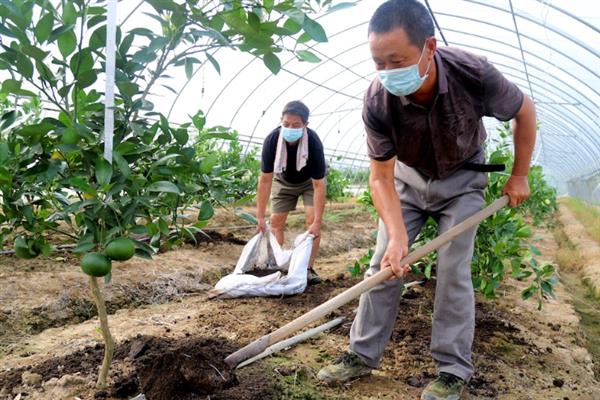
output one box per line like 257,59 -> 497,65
1,0 -> 599,191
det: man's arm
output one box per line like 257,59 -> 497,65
370,157 -> 410,277
256,172 -> 273,232
503,94 -> 536,207
308,178 -> 326,237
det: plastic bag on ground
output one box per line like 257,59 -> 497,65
209,229 -> 313,299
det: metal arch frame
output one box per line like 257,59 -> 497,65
309,47 -> 597,173
445,39 -> 600,172
239,43 -> 370,148
433,12 -> 600,92
273,30 -> 599,177
533,0 -> 600,35
237,37 -> 372,151
203,18 -> 370,117
308,61 -> 593,176
195,0 -> 600,183
203,20 -> 370,136
441,36 -> 600,165
420,1 -> 600,180
433,16 -> 600,171
459,0 -> 599,58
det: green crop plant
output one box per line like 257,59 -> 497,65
0,0 -> 344,388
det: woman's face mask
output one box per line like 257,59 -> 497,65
377,43 -> 432,97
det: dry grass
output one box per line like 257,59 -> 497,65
562,197 -> 600,244
552,224 -> 585,271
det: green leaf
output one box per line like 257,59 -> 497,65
62,2 -> 77,25
113,152 -> 131,178
297,32 -> 311,44
521,285 -> 537,300
57,30 -> 77,58
200,154 -> 218,174
35,13 -> 54,43
185,57 -> 194,80
326,2 -> 357,13
302,17 -> 327,42
529,245 -> 542,256
117,81 -> 139,98
263,52 -> 281,74
198,201 -> 214,221
95,158 -> 113,186
237,212 -> 258,225
191,110 -> 205,130
20,44 -> 49,62
76,69 -> 97,88
283,19 -> 302,34
70,48 -> 94,75
297,49 -> 321,63
89,25 -> 106,49
16,53 -> 34,79
206,53 -> 220,74
173,129 -> 189,145
0,142 -> 9,163
147,181 -> 180,195
1,79 -> 21,94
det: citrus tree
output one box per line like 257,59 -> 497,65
0,0 -> 343,387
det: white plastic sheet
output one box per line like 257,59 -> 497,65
210,229 -> 313,298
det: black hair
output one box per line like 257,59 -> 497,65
282,100 -> 309,123
368,0 -> 435,48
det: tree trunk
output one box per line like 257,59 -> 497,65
89,276 -> 115,388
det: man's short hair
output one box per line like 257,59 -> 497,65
282,100 -> 310,123
368,0 -> 435,48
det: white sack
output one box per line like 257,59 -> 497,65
211,230 -> 313,298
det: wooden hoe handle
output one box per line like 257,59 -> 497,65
224,195 -> 509,368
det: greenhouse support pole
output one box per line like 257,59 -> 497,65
103,0 -> 117,164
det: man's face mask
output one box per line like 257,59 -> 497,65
281,126 -> 304,142
377,43 -> 432,97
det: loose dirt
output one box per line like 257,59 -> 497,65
1,204 -> 599,399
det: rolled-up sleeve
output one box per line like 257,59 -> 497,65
482,61 -> 524,121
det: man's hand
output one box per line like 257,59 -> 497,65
502,174 -> 530,207
256,217 -> 267,233
382,235 -> 410,280
308,221 -> 321,238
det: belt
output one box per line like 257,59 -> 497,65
461,162 -> 505,172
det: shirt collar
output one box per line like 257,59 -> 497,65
398,51 -> 447,106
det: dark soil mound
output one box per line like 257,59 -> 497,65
128,336 -> 238,400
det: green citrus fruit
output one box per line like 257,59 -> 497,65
81,252 -> 112,277
105,237 -> 135,261
14,236 -> 39,259
61,128 -> 79,145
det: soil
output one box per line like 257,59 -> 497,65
1,203 -> 599,400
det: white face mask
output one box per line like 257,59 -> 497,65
377,43 -> 432,96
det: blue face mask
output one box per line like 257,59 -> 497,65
281,126 -> 304,142
377,45 -> 432,97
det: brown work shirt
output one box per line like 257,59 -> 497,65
364,46 -> 524,180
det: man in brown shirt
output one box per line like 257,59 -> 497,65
317,1 -> 536,399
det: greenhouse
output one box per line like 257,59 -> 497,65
1,1 -> 600,399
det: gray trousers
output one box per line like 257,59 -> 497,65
349,158 -> 487,381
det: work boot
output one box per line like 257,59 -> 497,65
421,372 -> 466,400
307,267 -> 322,285
317,351 -> 372,383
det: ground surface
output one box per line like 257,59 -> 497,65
1,203 -> 599,400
